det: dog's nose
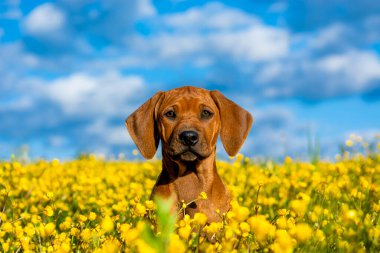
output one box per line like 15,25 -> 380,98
179,131 -> 199,146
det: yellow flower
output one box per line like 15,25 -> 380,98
168,234 -> 186,253
234,206 -> 250,222
81,228 -> 92,242
276,216 -> 288,229
0,139 -> 378,252
236,153 -> 244,162
273,229 -> 293,253
145,200 -> 155,210
44,206 -> 54,217
135,203 -> 147,217
70,227 -> 79,236
290,199 -> 309,217
369,227 -> 380,245
345,139 -> 353,147
101,216 -> 114,233
59,220 -> 71,231
31,214 -> 41,225
277,209 -> 288,216
287,217 -> 295,230
199,191 -> 208,200
2,242 -> 9,252
343,209 -> 357,221
178,214 -> 191,227
120,223 -> 142,243
39,225 -> 46,238
193,212 -> 208,226
338,240 -> 350,250
2,222 -> 13,233
21,236 -> 30,251
247,215 -> 275,242
224,225 -> 235,240
46,191 -> 54,200
284,156 -> 293,164
44,222 -> 56,236
100,238 -> 121,253
59,243 -> 71,253
88,212 -> 97,221
291,223 -> 312,243
0,212 -> 7,221
178,224 -> 191,240
315,229 -> 325,242
79,214 -> 88,222
24,225 -> 35,237
126,228 -> 140,243
203,222 -> 223,235
21,212 -> 31,221
373,202 -> 380,212
239,222 -> 250,237
135,239 -> 156,253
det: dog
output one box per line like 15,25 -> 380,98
126,86 -> 253,222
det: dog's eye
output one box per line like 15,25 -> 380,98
165,110 -> 176,119
201,109 -> 213,118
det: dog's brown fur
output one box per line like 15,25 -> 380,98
126,86 -> 253,222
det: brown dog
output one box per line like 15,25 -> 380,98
126,86 -> 253,222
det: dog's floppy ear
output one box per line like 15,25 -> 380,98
211,90 -> 253,156
126,91 -> 163,159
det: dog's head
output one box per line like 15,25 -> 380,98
126,86 -> 253,163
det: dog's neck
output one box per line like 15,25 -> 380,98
163,151 -> 215,173
155,148 -> 230,220
161,150 -> 217,191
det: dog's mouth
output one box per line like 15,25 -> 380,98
169,148 -> 208,162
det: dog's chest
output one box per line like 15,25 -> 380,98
174,172 -> 203,203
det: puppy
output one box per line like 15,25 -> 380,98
126,86 -> 253,222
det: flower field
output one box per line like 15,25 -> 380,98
0,147 -> 379,252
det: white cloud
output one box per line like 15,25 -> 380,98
317,50 -> 380,89
164,2 -> 257,30
152,2 -> 289,62
310,23 -> 350,49
148,34 -> 203,59
110,2 -> 286,66
1,96 -> 34,110
0,42 -> 42,96
23,3 -> 66,35
252,106 -> 294,128
85,119 -> 133,145
137,0 -> 156,17
256,62 -> 283,84
253,48 -> 380,100
238,106 -> 309,159
44,72 -> 145,116
108,126 -> 133,145
210,26 -> 289,61
129,21 -> 288,64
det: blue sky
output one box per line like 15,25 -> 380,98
0,0 -> 379,160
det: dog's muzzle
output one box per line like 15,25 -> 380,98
167,130 -> 209,162
179,131 -> 199,146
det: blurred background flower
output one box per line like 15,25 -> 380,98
0,0 -> 379,160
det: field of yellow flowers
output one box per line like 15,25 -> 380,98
0,144 -> 379,252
